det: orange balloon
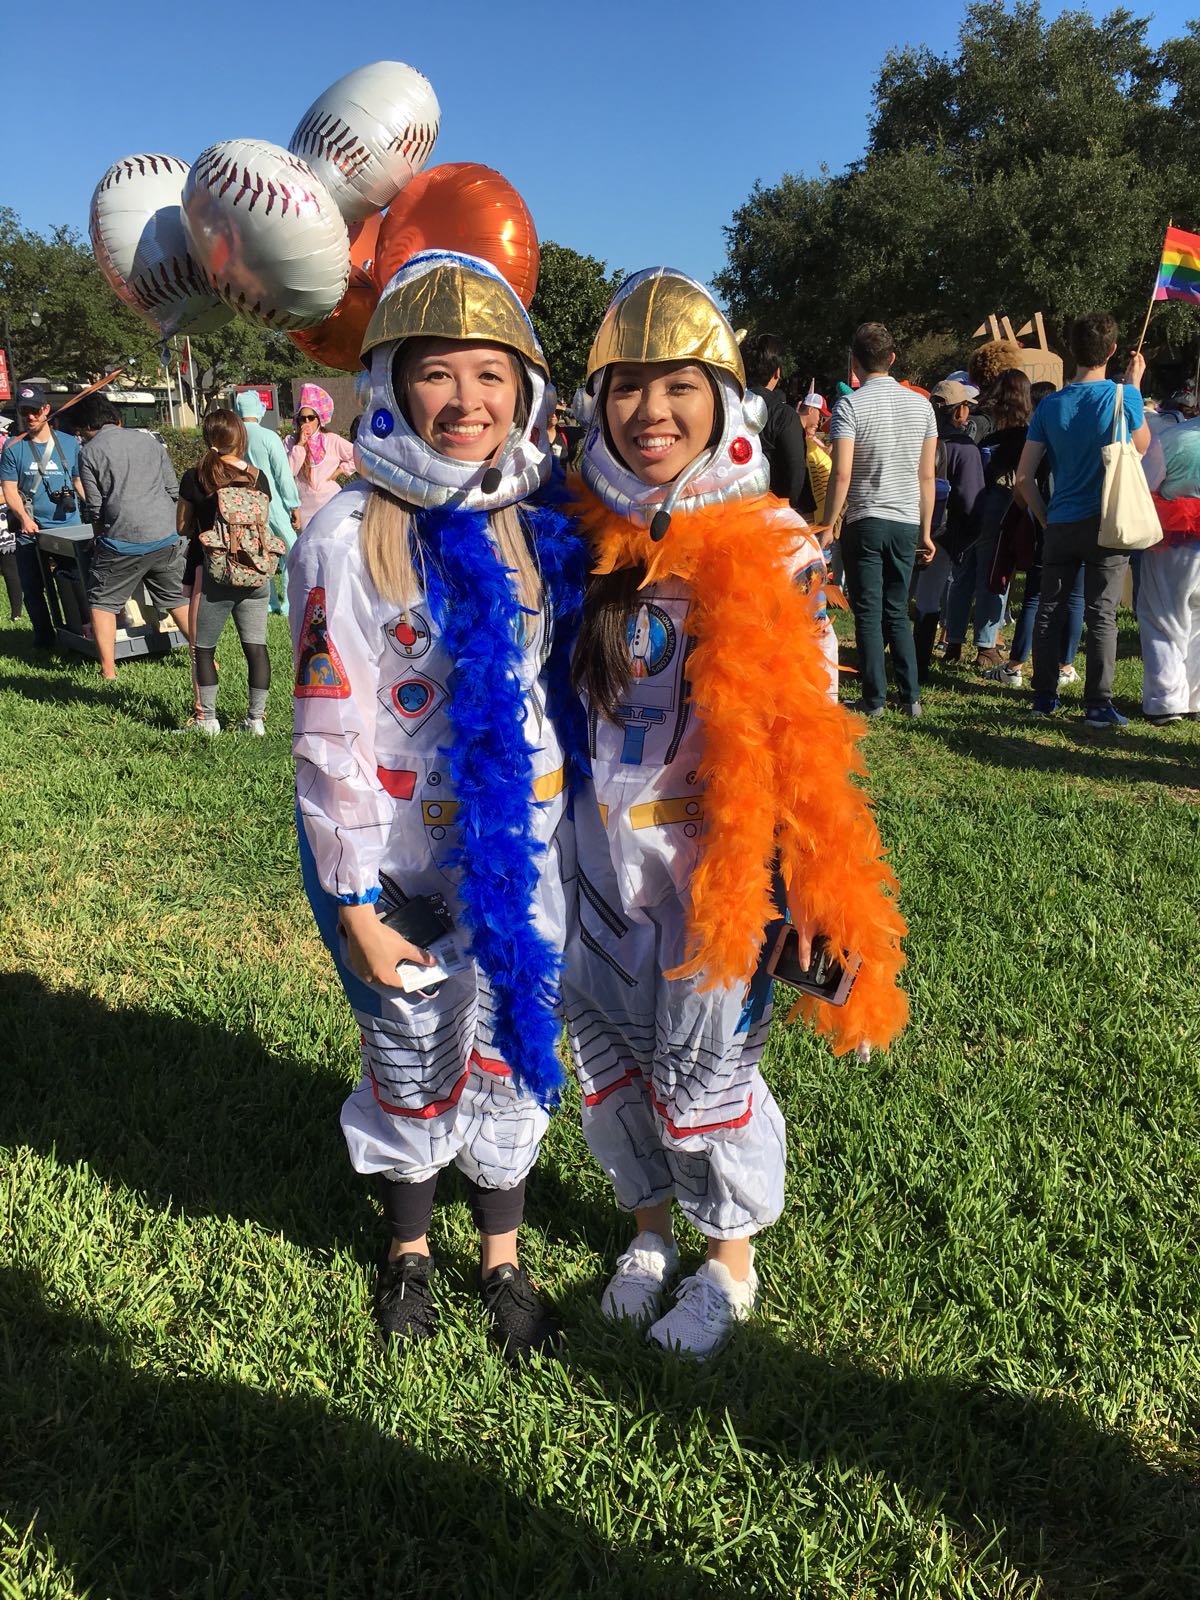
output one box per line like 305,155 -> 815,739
348,212 -> 383,278
288,270 -> 379,372
372,162 -> 539,307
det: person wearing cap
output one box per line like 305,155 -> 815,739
564,268 -> 908,1359
290,250 -> 588,1360
824,323 -> 938,717
929,378 -> 1002,669
285,383 -> 356,533
797,391 -> 832,522
0,383 -> 84,649
0,415 -> 21,625
234,390 -> 302,616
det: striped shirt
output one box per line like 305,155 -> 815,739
829,376 -> 937,525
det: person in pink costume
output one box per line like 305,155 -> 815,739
286,383 -> 357,530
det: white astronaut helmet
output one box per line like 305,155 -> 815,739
573,267 -> 770,539
355,249 -> 553,512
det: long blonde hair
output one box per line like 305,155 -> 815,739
360,491 -> 543,616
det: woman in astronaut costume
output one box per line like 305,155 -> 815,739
291,250 -> 585,1358
565,268 -> 908,1358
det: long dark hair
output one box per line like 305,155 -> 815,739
571,565 -> 646,720
197,410 -> 257,495
988,369 -> 1033,432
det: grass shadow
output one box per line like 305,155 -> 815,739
0,973 -> 615,1266
0,971 -> 371,1257
0,1265 -> 687,1600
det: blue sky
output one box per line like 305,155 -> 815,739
4,0 -> 1195,289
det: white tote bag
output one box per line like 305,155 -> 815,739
1098,383 -> 1162,551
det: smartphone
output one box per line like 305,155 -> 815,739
766,925 -> 860,1006
376,891 -> 469,994
338,888 -> 468,995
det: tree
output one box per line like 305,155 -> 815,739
0,208 -> 157,382
0,206 -> 344,404
529,241 -> 622,401
715,2 -> 1200,384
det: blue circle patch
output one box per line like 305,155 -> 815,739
371,407 -> 394,438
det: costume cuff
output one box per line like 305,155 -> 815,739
336,886 -> 382,906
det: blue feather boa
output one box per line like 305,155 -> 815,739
417,501 -> 587,1106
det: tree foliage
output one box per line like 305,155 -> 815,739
0,208 -> 156,382
529,241 -> 622,401
715,2 -> 1200,384
0,206 -> 342,397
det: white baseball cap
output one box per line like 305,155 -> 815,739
801,391 -> 829,415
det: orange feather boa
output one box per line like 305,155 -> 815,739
574,488 -> 909,1056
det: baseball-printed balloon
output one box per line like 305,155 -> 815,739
288,61 -> 440,225
182,140 -> 351,331
89,154 -> 233,337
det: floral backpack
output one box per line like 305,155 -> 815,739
199,479 -> 286,589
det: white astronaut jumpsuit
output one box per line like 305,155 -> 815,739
291,484 -> 569,1192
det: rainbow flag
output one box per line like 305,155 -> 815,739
1154,225 -> 1200,302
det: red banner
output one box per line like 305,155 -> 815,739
0,349 -> 10,403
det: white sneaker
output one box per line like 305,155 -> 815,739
600,1231 -> 679,1324
648,1253 -> 758,1359
240,717 -> 266,736
175,715 -> 220,736
1058,664 -> 1079,687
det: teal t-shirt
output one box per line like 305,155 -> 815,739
1027,380 -> 1145,524
0,431 -> 82,537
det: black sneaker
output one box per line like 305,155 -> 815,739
479,1263 -> 561,1362
374,1251 -> 437,1343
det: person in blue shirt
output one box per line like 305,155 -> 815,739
0,383 -> 84,649
1016,314 -> 1149,726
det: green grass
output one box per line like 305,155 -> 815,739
1,609 -> 1198,1599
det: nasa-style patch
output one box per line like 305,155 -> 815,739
377,667 -> 446,735
294,586 -> 350,698
383,609 -> 432,659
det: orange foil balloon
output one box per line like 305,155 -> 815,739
288,270 -> 380,371
348,212 -> 383,278
372,162 -> 539,307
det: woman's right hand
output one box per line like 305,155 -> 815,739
338,902 -> 435,987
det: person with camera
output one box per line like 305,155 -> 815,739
0,383 -> 84,649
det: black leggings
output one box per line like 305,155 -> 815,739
194,640 -> 269,690
378,1173 -> 527,1241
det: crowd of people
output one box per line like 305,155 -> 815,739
774,313 -> 1198,727
2,283 -> 1195,1368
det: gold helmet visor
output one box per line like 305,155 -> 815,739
585,268 -> 745,393
361,252 -> 548,380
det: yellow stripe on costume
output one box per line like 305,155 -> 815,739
630,797 -> 704,829
422,766 -> 564,827
533,766 -> 565,801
